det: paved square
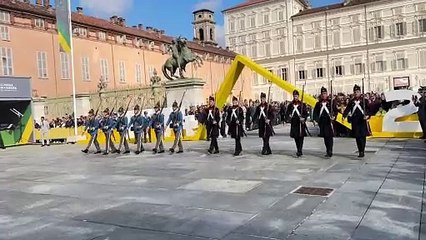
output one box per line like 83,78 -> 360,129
179,178 -> 262,193
0,126 -> 425,240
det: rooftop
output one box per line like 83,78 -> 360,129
0,0 -> 235,58
222,0 -> 271,13
292,0 -> 381,17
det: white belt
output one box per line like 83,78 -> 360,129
320,102 -> 330,117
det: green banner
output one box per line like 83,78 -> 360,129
55,0 -> 71,53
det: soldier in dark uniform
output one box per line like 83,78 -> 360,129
115,107 -> 130,154
254,92 -> 274,155
343,84 -> 371,158
227,96 -> 244,156
413,87 -> 426,140
100,108 -> 117,155
81,109 -> 101,154
129,105 -> 144,154
166,101 -> 184,153
206,96 -> 220,154
285,90 -> 308,157
313,87 -> 336,158
151,102 -> 165,154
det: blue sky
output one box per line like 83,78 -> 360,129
70,0 -> 341,45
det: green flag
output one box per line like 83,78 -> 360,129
56,0 -> 71,53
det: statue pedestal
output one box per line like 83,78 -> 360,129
164,78 -> 206,109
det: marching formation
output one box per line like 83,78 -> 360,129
81,84 -> 373,159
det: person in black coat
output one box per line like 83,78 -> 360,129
254,92 -> 275,155
227,96 -> 245,156
285,90 -> 308,157
413,87 -> 426,140
343,84 -> 371,158
205,96 -> 220,154
313,87 -> 337,158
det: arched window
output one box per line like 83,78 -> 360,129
210,28 -> 214,40
199,28 -> 204,41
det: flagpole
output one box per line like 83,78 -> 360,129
66,0 -> 78,135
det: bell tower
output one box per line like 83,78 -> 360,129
193,9 -> 218,46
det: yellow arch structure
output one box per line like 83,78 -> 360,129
216,55 -> 351,129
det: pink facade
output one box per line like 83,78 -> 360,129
0,0 -> 253,102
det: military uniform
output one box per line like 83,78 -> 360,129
313,87 -> 336,158
166,101 -> 184,153
226,96 -> 244,156
151,103 -> 165,154
82,109 -> 101,154
254,92 -> 275,155
206,96 -> 220,154
100,108 -> 117,155
116,107 -> 130,154
414,87 -> 426,140
285,90 -> 308,157
142,112 -> 151,143
130,105 -> 144,154
343,84 -> 371,158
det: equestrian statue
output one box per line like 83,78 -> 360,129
162,36 -> 203,80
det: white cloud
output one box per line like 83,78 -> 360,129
215,25 -> 225,47
78,0 -> 134,17
194,0 -> 223,11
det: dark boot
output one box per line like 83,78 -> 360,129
81,149 -> 88,153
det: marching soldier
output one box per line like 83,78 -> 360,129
313,87 -> 336,158
343,84 -> 371,158
166,101 -> 184,153
100,108 -> 117,155
254,92 -> 274,155
142,111 -> 151,143
116,107 -> 130,154
81,109 -> 101,154
206,96 -> 220,154
285,90 -> 308,157
130,105 -> 144,154
226,96 -> 244,156
413,87 -> 426,140
151,102 -> 165,154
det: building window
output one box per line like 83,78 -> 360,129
0,25 -> 9,40
249,16 -> 256,28
333,29 -> 340,47
314,33 -> 321,49
394,22 -> 407,36
392,58 -> 408,70
265,43 -> 271,57
81,57 -> 90,81
371,10 -> 382,19
249,33 -> 256,42
392,7 -> 403,16
239,18 -> 245,30
135,63 -> 142,83
241,46 -> 247,56
263,13 -> 269,24
251,45 -> 257,58
35,18 -> 45,29
0,10 -> 10,23
298,70 -> 306,80
148,66 -> 155,78
376,61 -> 385,72
229,20 -> 235,32
280,67 -> 288,80
74,27 -> 87,37
119,61 -> 126,82
36,51 -> 48,78
0,47 -> 13,76
416,3 -> 426,12
296,36 -> 303,52
316,68 -> 324,78
370,26 -> 384,40
278,10 -> 284,21
263,30 -> 270,39
98,31 -> 106,41
100,59 -> 108,81
229,37 -> 236,45
352,26 -> 361,43
418,19 -> 426,33
279,40 -> 285,54
419,50 -> 426,68
60,52 -> 70,79
335,65 -> 343,76
354,63 -> 364,75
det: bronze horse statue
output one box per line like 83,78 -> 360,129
162,37 -> 203,80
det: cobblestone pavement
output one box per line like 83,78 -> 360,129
0,126 -> 425,240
